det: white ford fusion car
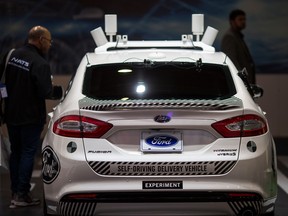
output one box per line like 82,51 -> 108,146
42,14 -> 277,216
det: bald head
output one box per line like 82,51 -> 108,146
28,26 -> 52,54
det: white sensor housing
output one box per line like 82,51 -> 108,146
90,27 -> 108,47
192,14 -> 204,41
201,26 -> 219,46
105,14 -> 117,41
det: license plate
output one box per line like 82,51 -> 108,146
143,181 -> 183,189
141,131 -> 183,152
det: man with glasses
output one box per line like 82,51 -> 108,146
2,26 -> 54,208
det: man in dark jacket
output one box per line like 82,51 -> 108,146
4,26 -> 53,208
221,9 -> 256,84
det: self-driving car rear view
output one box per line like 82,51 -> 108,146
42,14 -> 277,216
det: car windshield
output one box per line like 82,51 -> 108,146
82,62 -> 236,100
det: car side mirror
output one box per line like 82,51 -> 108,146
237,69 -> 263,99
50,85 -> 63,100
251,84 -> 264,98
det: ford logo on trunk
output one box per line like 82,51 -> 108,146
154,115 -> 171,123
146,135 -> 178,147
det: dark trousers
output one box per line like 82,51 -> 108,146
7,124 -> 43,195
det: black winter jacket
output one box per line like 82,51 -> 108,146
3,44 -> 53,125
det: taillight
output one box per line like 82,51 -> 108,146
53,115 -> 113,138
212,114 -> 267,138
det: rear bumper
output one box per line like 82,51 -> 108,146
49,191 -> 275,216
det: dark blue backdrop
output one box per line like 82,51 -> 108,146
1,0 -> 287,75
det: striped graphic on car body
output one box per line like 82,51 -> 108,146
87,161 -> 237,176
228,200 -> 263,215
59,201 -> 97,216
79,97 -> 243,111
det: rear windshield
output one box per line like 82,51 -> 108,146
82,62 -> 236,100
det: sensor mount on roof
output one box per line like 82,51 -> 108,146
90,14 -> 218,50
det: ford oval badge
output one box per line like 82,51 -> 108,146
154,115 -> 171,123
146,135 -> 178,147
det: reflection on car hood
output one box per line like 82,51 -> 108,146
79,97 -> 243,111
